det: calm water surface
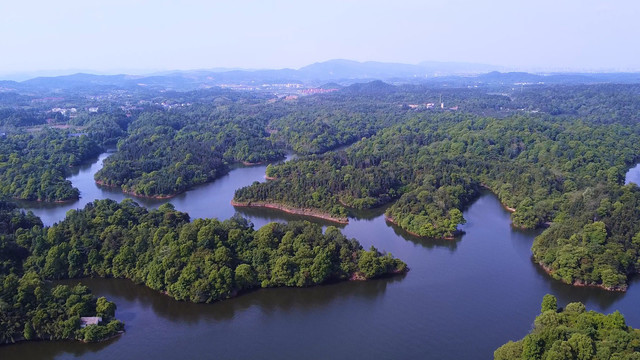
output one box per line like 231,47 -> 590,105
626,163 -> 640,185
2,156 -> 640,359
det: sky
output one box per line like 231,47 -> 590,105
1,0 -> 639,77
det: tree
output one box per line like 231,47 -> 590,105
541,294 -> 558,313
494,341 -> 523,360
96,297 -> 116,318
234,264 -> 256,290
23,322 -> 35,340
568,333 -> 594,360
544,340 -> 573,360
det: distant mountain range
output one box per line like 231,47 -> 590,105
1,59 -> 640,93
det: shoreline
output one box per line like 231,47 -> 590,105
1,330 -> 124,347
538,262 -> 628,292
480,184 -> 516,212
349,267 -> 408,281
95,180 -> 177,199
231,200 -> 349,224
384,215 -> 457,240
93,155 -> 282,200
13,196 -> 79,204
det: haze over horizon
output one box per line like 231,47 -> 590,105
1,0 -> 639,78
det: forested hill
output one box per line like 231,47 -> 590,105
494,295 -> 640,359
0,201 -> 122,344
4,61 -> 640,91
91,83 -> 529,198
235,85 -> 640,290
93,109 -> 284,198
3,82 -> 640,292
92,91 -> 415,197
0,198 -> 406,344
0,130 -> 102,202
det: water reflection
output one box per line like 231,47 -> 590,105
0,334 -> 119,360
59,275 -> 400,325
386,221 -> 461,251
235,206 -> 345,229
0,274 -> 401,360
5,156 -> 640,360
346,204 -> 390,221
531,262 -> 628,310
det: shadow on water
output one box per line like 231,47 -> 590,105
0,333 -> 119,360
58,275 -> 402,325
530,260 -> 628,310
6,158 -> 640,360
386,219 -> 461,251
346,203 -> 390,221
233,207 -> 347,229
346,202 -> 463,251
0,274 -> 404,360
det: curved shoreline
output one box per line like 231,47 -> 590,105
95,180 -> 177,199
13,196 -> 79,204
93,156 -> 285,200
537,262 -> 628,292
242,161 -> 263,166
1,330 -> 124,347
384,215 -> 458,240
231,200 -> 349,224
480,184 -> 516,212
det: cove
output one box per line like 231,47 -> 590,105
626,163 -> 640,185
2,155 -> 640,360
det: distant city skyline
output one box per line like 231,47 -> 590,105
1,0 -> 639,79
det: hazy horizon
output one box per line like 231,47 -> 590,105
2,1 -> 640,79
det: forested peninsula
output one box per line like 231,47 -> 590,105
0,197 -> 406,345
234,85 -> 640,291
3,82 -> 640,293
0,201 -> 122,344
0,130 -> 101,202
94,109 -> 284,198
494,295 -> 640,360
92,90 -> 411,198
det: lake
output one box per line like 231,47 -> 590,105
2,155 -> 639,359
626,163 -> 640,186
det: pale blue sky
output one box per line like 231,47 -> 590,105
1,0 -> 639,76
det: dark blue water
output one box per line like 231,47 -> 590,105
2,156 -> 639,360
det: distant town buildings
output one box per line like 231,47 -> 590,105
406,102 -> 455,111
301,88 -> 338,95
49,107 -> 77,115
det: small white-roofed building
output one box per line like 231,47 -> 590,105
80,317 -> 103,328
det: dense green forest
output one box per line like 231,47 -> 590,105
91,83 -> 521,198
236,112 -> 640,239
0,201 -> 122,344
494,295 -> 640,360
3,83 -> 640,291
94,109 -> 284,197
0,197 -> 405,345
92,91 -> 417,197
25,199 -> 406,302
0,131 -> 102,201
235,86 -> 640,289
